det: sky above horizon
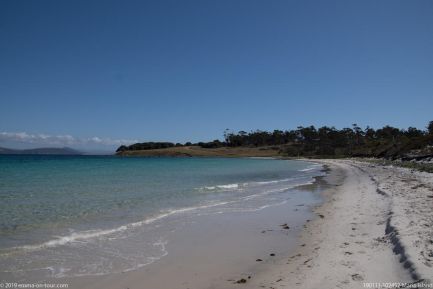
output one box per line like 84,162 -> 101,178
1,0 -> 433,151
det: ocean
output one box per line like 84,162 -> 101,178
0,155 -> 323,279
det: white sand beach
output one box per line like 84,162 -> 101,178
248,159 -> 433,288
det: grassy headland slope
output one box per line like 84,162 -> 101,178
116,146 -> 281,157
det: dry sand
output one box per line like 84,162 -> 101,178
247,159 -> 433,288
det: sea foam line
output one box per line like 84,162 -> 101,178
298,163 -> 323,172
2,200 -> 236,253
201,183 -> 242,190
197,177 -> 300,191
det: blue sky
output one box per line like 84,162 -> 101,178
1,0 -> 432,150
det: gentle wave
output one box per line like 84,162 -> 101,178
2,200 -> 236,254
2,239 -> 170,278
253,178 -> 294,185
298,164 -> 322,172
201,183 -> 243,190
2,177 -> 317,254
196,177 -> 299,192
196,176 -> 306,191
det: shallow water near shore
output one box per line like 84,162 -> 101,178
0,156 -> 323,281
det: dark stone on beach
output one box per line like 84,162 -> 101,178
235,278 -> 247,284
351,274 -> 364,281
318,214 -> 325,218
261,229 -> 274,233
256,259 -> 263,262
270,253 -> 275,256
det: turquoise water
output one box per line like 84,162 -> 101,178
0,155 -> 322,278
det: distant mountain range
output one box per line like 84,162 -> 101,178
0,146 -> 82,155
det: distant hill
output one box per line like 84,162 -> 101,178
0,147 -> 82,155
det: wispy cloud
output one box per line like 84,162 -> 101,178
0,132 -> 138,147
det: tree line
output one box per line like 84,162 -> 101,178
117,121 -> 433,159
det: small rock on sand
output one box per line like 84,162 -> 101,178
280,223 -> 290,230
351,273 -> 364,281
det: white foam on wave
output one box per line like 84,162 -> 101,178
202,183 -> 241,190
198,177 -> 297,191
4,200 -> 235,254
298,164 -> 323,172
298,167 -> 315,172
